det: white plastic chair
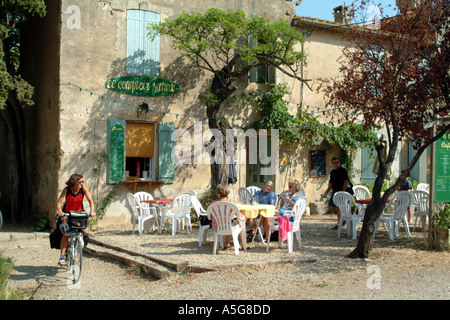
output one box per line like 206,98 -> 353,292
266,198 -> 307,253
297,188 -> 306,198
190,195 -> 211,247
163,193 -> 192,236
184,190 -> 197,197
246,186 -> 261,197
353,185 -> 372,217
353,185 -> 372,200
416,183 -> 429,192
375,191 -> 412,240
333,191 -> 362,239
412,190 -> 429,231
238,187 -> 252,204
206,201 -> 243,255
277,190 -> 290,209
129,192 -> 158,235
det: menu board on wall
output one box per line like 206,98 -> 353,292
435,131 -> 450,202
310,150 -> 326,177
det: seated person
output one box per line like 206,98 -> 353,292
210,184 -> 245,250
276,180 -> 303,219
249,180 -> 277,241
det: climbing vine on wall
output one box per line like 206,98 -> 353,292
233,83 -> 378,174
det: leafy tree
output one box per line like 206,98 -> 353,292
150,8 -> 307,188
0,1 -> 46,221
320,0 -> 449,258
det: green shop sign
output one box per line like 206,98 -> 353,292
105,76 -> 180,97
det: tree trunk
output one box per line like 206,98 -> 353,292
347,201 -> 386,258
347,139 -> 394,258
206,70 -> 236,189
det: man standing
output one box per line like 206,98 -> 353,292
323,157 -> 352,230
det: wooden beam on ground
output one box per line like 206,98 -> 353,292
83,246 -> 171,280
89,237 -> 188,272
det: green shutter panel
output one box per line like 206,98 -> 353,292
107,120 -> 126,184
158,122 -> 175,183
361,148 -> 376,184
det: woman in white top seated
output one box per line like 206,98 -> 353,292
276,180 -> 303,221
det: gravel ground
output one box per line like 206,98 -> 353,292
1,214 -> 449,302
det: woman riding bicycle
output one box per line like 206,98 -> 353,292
56,173 -> 95,266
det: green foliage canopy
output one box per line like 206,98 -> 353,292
0,0 -> 46,109
149,8 -> 306,84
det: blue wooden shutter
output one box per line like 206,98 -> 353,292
127,10 -> 160,76
158,122 -> 175,183
361,148 -> 376,184
107,120 -> 126,184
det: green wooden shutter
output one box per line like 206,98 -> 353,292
361,148 -> 376,184
158,122 -> 175,183
107,120 -> 126,184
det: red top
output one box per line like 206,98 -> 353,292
63,186 -> 84,212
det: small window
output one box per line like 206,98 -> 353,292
125,122 -> 156,180
107,121 -> 174,184
249,64 -> 276,84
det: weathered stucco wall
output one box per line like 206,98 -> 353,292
56,0 -> 296,226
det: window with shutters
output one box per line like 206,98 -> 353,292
247,35 -> 276,84
125,122 -> 156,180
107,121 -> 174,184
126,10 -> 160,76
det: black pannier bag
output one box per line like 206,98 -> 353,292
68,211 -> 89,230
49,227 -> 63,249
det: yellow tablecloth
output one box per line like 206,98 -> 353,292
238,204 -> 276,219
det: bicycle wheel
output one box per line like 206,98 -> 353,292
67,236 -> 83,284
0,209 -> 3,230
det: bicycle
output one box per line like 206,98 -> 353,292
60,211 -> 90,284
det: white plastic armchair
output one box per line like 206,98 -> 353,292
333,191 -> 362,239
416,183 -> 429,192
375,191 -> 412,240
266,198 -> 307,253
353,185 -> 372,217
353,185 -> 372,200
164,193 -> 193,236
246,186 -> 261,197
277,190 -> 290,209
130,192 -> 158,235
297,188 -> 306,198
412,190 -> 429,231
238,187 -> 252,204
206,201 -> 244,255
190,195 -> 211,247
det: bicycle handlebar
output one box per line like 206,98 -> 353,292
63,211 -> 91,217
